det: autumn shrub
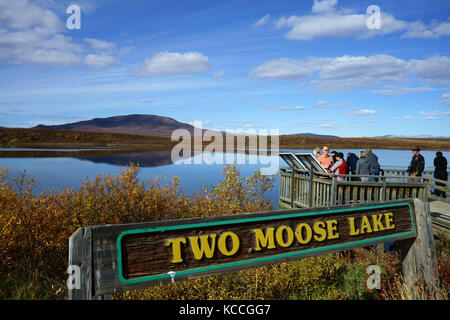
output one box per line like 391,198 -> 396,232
0,164 -> 447,300
0,164 -> 275,299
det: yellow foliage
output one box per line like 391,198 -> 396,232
0,164 -> 274,282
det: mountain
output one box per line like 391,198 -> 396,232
33,114 -> 200,136
293,133 -> 340,138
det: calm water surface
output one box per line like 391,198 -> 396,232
0,148 -> 448,207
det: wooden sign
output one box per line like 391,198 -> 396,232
117,202 -> 414,285
68,199 -> 438,300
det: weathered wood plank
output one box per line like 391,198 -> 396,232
359,187 -> 365,204
68,227 -> 92,300
338,186 -> 343,205
399,199 -> 439,298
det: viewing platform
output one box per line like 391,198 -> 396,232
278,165 -> 450,236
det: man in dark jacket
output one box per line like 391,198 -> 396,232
407,146 -> 425,183
433,151 -> 448,197
346,152 -> 359,181
365,149 -> 380,182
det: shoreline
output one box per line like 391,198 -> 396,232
1,127 -> 449,151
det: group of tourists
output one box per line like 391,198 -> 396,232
313,146 -> 448,197
313,146 -> 381,182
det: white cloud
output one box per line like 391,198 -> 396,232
311,0 -> 338,14
213,70 -> 225,78
84,38 -> 116,51
0,0 -> 119,68
395,110 -> 450,120
319,122 -> 338,129
392,115 -> 418,120
369,86 -> 436,95
0,0 -> 63,33
402,19 -> 450,39
345,108 -> 378,116
418,110 -> 450,119
83,54 -> 116,69
273,2 -> 449,41
132,52 -> 211,77
249,54 -> 450,92
408,55 -> 450,85
319,55 -> 407,80
313,101 -> 347,108
278,106 -> 305,111
0,0 -> 79,65
253,14 -> 271,27
248,57 -> 320,80
275,11 -> 406,40
442,93 -> 450,106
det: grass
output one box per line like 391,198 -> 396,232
1,127 -> 449,151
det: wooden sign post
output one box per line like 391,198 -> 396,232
68,199 -> 439,300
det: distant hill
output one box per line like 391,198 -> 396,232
294,133 -> 340,138
33,114 -> 200,137
377,134 -> 450,138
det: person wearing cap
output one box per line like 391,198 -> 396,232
407,146 -> 425,183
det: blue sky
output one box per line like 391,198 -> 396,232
0,0 -> 449,137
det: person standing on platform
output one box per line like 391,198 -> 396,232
346,152 -> 359,181
356,151 -> 372,182
433,151 -> 447,197
317,146 -> 334,173
365,149 -> 381,182
407,146 -> 425,183
330,152 -> 348,181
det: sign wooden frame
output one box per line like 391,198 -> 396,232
68,199 -> 438,300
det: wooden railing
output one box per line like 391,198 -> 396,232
279,166 -> 449,209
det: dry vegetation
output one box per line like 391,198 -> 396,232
0,164 -> 448,300
1,128 -> 449,151
279,135 -> 450,151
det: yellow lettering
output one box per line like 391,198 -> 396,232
276,225 -> 294,248
188,234 -> 217,260
348,217 -> 360,236
326,220 -> 339,239
165,237 -> 187,263
295,223 -> 312,244
371,214 -> 385,232
253,228 -> 275,251
218,232 -> 240,256
384,212 -> 395,230
313,221 -> 327,242
360,216 -> 373,234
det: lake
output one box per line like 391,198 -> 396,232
0,148 -> 448,208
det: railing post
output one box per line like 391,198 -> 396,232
424,177 -> 430,200
308,167 -> 314,208
290,164 -> 295,208
380,176 -> 387,202
330,176 -> 337,206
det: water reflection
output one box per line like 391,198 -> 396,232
0,148 -> 278,168
0,148 -> 448,208
0,149 -> 178,168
